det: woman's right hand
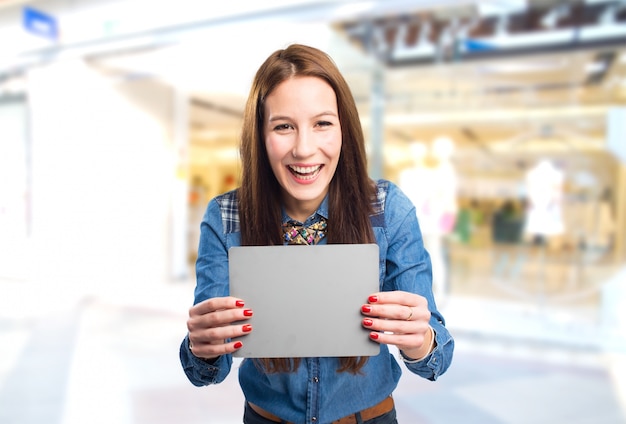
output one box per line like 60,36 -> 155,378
186,296 -> 253,359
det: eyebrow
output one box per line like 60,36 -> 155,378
267,111 -> 338,122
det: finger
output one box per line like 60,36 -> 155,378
367,331 -> 427,350
189,323 -> 253,350
367,291 -> 427,308
190,339 -> 246,359
361,305 -> 414,321
197,322 -> 254,341
362,316 -> 429,335
361,303 -> 430,322
396,305 -> 427,322
188,307 -> 253,332
190,297 -> 246,316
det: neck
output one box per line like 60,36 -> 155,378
283,199 -> 321,222
281,187 -> 328,222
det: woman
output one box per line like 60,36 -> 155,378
180,44 -> 454,424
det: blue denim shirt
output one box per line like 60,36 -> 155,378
180,179 -> 454,423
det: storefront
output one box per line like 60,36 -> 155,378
1,0 -> 625,297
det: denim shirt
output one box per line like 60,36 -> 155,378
179,179 -> 454,423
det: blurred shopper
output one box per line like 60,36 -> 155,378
491,199 -> 526,283
180,44 -> 453,424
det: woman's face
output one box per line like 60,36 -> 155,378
264,76 -> 342,221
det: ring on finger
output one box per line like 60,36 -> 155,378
405,307 -> 413,321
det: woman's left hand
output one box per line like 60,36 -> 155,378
361,291 -> 434,360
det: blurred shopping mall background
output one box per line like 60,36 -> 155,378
1,0 -> 626,423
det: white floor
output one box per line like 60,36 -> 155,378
1,275 -> 625,424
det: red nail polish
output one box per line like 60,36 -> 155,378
368,295 -> 378,303
235,300 -> 245,308
242,324 -> 252,332
370,332 -> 379,340
361,305 -> 372,313
243,309 -> 253,317
363,319 -> 373,327
234,341 -> 243,349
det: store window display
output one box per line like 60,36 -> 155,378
399,137 -> 458,302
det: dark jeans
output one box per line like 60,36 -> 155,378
243,402 -> 398,424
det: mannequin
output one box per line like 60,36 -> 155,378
524,159 -> 565,243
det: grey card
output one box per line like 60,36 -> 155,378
229,244 -> 381,358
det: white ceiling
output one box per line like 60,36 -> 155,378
83,0 -> 626,173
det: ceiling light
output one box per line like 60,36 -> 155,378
477,1 -> 526,17
392,42 -> 436,61
479,60 -> 566,74
585,61 -> 607,74
540,4 -> 571,29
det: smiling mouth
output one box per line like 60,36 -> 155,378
288,164 -> 323,180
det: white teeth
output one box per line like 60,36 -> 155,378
289,165 -> 321,174
288,165 -> 322,180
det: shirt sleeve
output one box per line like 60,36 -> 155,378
399,325 -> 454,380
179,334 -> 233,386
382,181 -> 454,381
179,198 -> 234,386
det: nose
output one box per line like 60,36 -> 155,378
292,129 -> 316,159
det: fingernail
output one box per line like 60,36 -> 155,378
242,324 -> 252,332
363,319 -> 373,327
368,295 -> 378,303
370,332 -> 379,340
243,309 -> 253,317
361,305 -> 372,313
234,341 -> 243,349
235,300 -> 245,307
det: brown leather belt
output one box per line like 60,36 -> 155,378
248,395 -> 394,424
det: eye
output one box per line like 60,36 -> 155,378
316,121 -> 333,127
273,123 -> 293,131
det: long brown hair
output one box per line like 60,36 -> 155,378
238,44 -> 377,374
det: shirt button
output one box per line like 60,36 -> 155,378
312,418 -> 317,422
313,377 -> 319,383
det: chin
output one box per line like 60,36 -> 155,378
287,183 -> 327,201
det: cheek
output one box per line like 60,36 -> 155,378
321,132 -> 342,158
265,136 -> 294,176
265,135 -> 283,162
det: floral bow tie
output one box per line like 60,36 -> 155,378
282,217 -> 327,245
